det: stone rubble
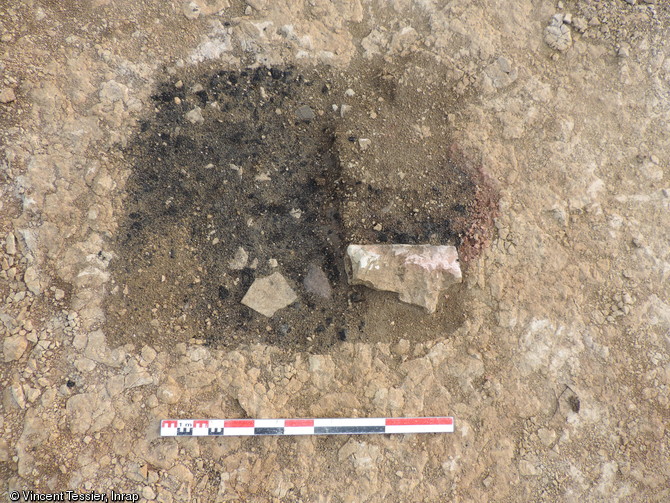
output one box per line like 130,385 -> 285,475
241,272 -> 298,317
303,263 -> 332,300
185,106 -> 204,124
0,87 -> 16,104
295,105 -> 315,121
228,246 -> 248,270
3,334 -> 28,362
5,232 -> 16,255
545,14 -> 572,51
346,244 -> 462,313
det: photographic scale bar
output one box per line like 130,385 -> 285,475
161,417 -> 454,437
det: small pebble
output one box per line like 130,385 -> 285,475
5,232 -> 16,255
0,88 -> 16,104
228,247 -> 248,270
303,263 -> 332,300
295,105 -> 315,121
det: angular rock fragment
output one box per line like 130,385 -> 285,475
241,272 -> 297,317
228,246 -> 248,270
0,87 -> 16,104
3,334 -> 28,362
23,266 -> 41,295
345,244 -> 462,313
303,262 -> 332,300
185,106 -> 204,124
5,232 -> 16,255
295,105 -> 315,121
544,15 -> 572,52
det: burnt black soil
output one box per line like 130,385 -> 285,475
105,64 -> 496,351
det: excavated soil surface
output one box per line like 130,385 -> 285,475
4,1 -> 668,500
105,64 -> 494,351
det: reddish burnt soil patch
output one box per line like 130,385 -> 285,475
447,145 -> 499,265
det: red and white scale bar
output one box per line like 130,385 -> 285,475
161,417 -> 454,437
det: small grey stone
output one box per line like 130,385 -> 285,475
141,345 -> 157,364
99,80 -> 128,103
23,266 -> 40,295
74,357 -> 96,373
182,1 -> 201,19
185,106 -> 204,124
157,384 -> 181,404
10,384 -> 25,409
295,105 -> 315,121
125,369 -> 153,389
141,486 -> 156,500
537,428 -> 556,446
0,87 -> 16,104
24,386 -> 41,403
228,246 -> 248,270
241,272 -> 297,317
303,263 -> 332,300
544,19 -> 572,52
4,334 -> 28,362
5,232 -> 16,255
572,17 -> 588,32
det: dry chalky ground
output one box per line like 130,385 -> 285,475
1,0 -> 669,502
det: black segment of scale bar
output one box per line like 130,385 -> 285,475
314,426 -> 386,435
254,427 -> 285,435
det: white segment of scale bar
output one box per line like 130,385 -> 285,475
283,427 -> 315,435
385,424 -> 454,434
223,427 -> 255,436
